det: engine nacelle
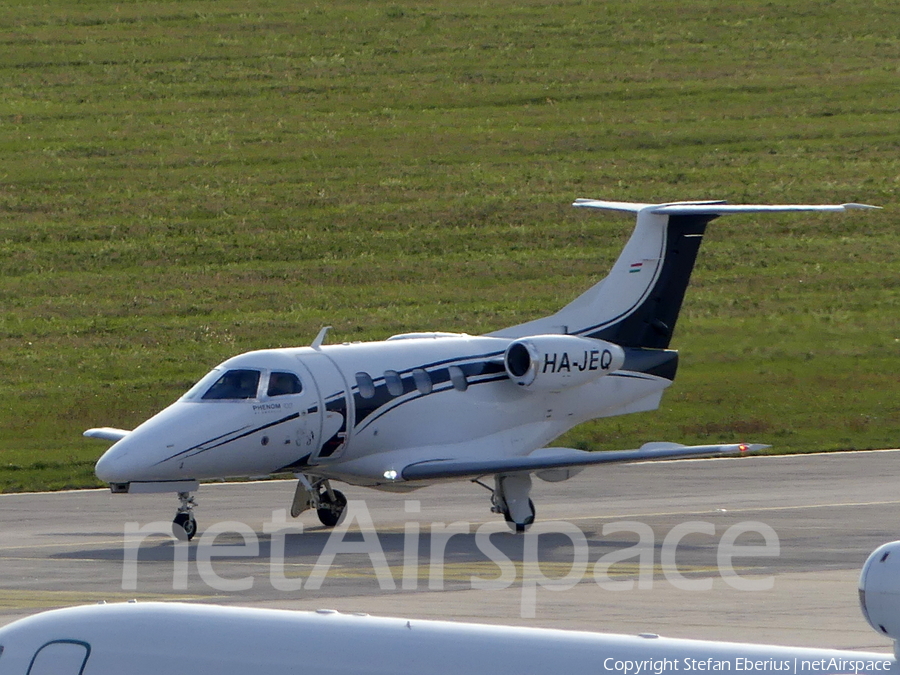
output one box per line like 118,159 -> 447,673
860,541 -> 900,651
503,335 -> 625,391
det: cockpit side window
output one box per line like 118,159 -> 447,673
201,369 -> 261,400
267,372 -> 302,397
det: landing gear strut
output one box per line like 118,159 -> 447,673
484,473 -> 536,533
290,475 -> 348,528
172,491 -> 198,541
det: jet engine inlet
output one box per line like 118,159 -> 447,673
502,335 -> 625,391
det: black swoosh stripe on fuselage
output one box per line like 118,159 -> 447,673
318,345 -> 675,441
154,413 -> 301,466
154,424 -> 253,465
156,348 -> 674,471
353,371 -> 509,434
312,352 -> 507,458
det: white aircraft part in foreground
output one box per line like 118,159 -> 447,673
2,540 -> 900,674
85,198 -> 877,539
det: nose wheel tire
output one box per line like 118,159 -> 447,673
173,512 -> 198,541
316,489 -> 347,527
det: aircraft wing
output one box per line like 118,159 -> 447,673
400,442 -> 765,481
83,427 -> 131,442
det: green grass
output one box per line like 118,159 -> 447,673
1,0 -> 898,492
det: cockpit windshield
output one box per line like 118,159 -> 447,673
181,368 -> 224,401
201,369 -> 261,400
181,367 -> 303,402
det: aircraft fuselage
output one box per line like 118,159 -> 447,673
95,333 -> 669,490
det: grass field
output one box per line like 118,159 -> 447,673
1,0 -> 898,492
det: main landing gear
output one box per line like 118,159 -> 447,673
479,473 -> 536,533
290,475 -> 348,528
172,491 -> 198,541
170,475 -> 349,542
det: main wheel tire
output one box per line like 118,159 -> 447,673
316,489 -> 348,527
503,499 -> 536,534
173,512 -> 197,541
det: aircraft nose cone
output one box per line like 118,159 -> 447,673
93,401 -> 202,484
95,442 -> 134,483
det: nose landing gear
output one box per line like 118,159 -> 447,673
172,491 -> 198,541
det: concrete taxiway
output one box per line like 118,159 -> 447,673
1,450 -> 899,651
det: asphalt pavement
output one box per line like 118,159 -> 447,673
2,449 -> 899,651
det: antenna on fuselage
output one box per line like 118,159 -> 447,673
311,326 -> 332,350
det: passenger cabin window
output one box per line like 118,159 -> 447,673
448,366 -> 468,392
201,369 -> 261,400
413,368 -> 433,394
356,372 -> 376,399
267,372 -> 302,397
384,370 -> 404,397
27,640 -> 90,675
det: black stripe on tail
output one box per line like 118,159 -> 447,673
587,214 -> 718,349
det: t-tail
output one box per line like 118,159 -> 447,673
492,198 -> 878,349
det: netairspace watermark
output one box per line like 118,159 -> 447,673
123,500 -> 780,618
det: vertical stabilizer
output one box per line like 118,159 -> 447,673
490,199 -> 878,349
583,208 -> 717,348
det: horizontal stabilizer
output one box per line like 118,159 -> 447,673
400,442 -> 766,481
83,427 -> 131,442
495,197 -> 877,346
573,198 -> 880,215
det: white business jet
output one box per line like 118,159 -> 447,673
1,540 -> 899,674
86,198 -> 877,539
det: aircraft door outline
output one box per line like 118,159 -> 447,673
289,359 -> 324,460
295,352 -> 354,464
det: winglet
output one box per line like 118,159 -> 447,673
842,203 -> 882,210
